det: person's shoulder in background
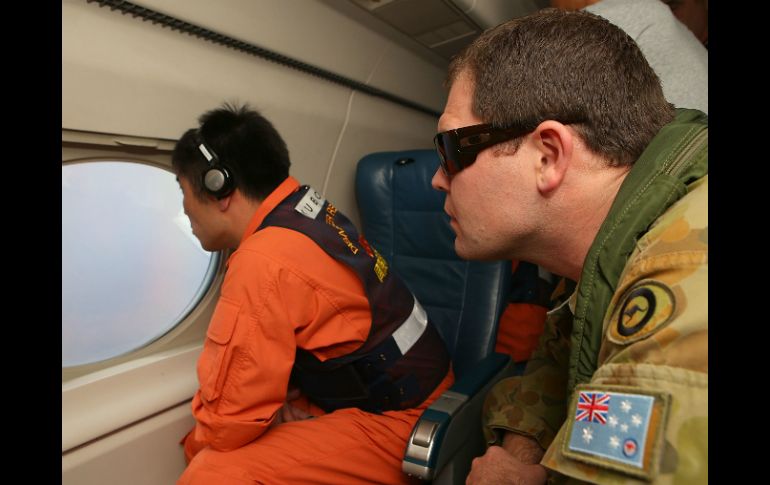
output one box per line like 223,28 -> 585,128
584,0 -> 708,114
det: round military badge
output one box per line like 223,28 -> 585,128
607,280 -> 676,345
622,438 -> 638,458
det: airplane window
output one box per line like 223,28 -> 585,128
62,161 -> 219,367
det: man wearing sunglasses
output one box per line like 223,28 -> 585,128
431,9 -> 707,485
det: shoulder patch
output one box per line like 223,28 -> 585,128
562,384 -> 670,481
607,280 -> 675,345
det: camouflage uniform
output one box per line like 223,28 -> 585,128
482,109 -> 707,483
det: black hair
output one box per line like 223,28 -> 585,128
172,102 -> 290,200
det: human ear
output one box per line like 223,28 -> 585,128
532,120 -> 574,195
216,193 -> 232,211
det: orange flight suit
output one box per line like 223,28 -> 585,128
494,261 -> 548,362
179,176 -> 453,484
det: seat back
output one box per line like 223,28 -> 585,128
355,149 -> 510,379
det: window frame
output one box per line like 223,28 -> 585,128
62,130 -> 226,382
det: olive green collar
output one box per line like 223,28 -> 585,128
567,109 -> 708,394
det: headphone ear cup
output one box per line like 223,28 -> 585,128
202,165 -> 234,198
195,132 -> 234,198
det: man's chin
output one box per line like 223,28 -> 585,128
454,240 -> 480,261
201,242 -> 223,252
196,238 -> 216,252
454,240 -> 503,262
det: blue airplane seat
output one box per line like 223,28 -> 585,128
355,149 -> 518,483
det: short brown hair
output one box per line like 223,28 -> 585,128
449,8 -> 675,166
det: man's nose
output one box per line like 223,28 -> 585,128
431,167 -> 449,193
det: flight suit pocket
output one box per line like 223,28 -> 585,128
198,297 -> 240,403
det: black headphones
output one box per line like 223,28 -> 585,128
194,131 -> 235,199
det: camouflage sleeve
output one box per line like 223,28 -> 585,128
482,296 -> 573,451
542,177 -> 708,484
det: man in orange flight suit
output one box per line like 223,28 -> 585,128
173,103 -> 453,484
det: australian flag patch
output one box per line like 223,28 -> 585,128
563,385 -> 670,480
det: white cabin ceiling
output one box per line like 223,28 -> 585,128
346,0 -> 549,61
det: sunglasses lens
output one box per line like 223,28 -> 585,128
434,135 -> 451,176
441,160 -> 452,177
435,122 -> 535,177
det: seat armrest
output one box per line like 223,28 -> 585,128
402,352 -> 511,481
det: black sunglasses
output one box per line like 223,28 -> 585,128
434,123 -> 534,177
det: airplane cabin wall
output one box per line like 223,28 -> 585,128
62,0 -> 447,226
